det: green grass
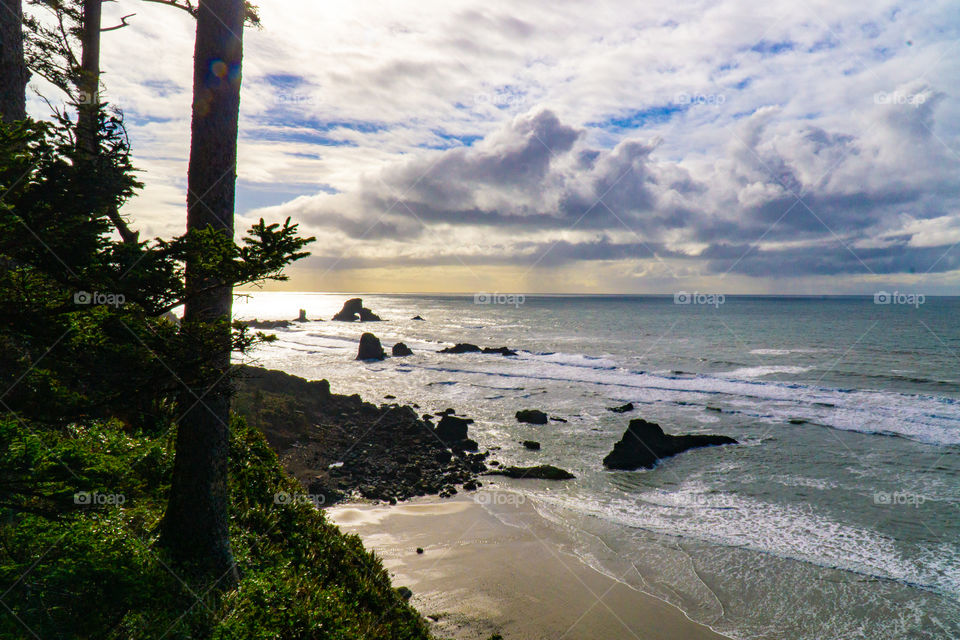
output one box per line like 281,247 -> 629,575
0,417 -> 432,639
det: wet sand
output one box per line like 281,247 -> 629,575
329,491 -> 731,640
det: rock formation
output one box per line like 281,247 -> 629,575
603,419 -> 737,470
333,298 -> 381,322
356,333 -> 386,360
440,343 -> 481,353
487,465 -> 575,480
392,342 -> 413,356
516,409 -> 549,425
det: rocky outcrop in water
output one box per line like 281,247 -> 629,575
603,419 -> 737,470
482,346 -> 518,356
332,298 -> 381,322
392,342 -> 413,357
243,319 -> 292,330
486,465 -> 575,480
516,409 -> 549,425
440,343 -> 481,353
607,402 -> 634,413
356,333 -> 386,360
439,343 -> 517,356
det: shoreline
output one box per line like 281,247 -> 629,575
328,488 -> 732,640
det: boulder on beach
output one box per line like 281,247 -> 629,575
440,343 -> 482,354
602,419 -> 737,470
333,298 -> 381,322
522,440 -> 541,450
436,414 -> 473,443
412,315 -> 425,321
356,333 -> 386,360
392,342 -> 413,357
516,409 -> 549,425
458,438 -> 479,452
607,402 -> 634,413
295,308 -> 308,322
487,465 -> 575,480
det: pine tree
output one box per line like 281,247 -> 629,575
158,0 -> 246,583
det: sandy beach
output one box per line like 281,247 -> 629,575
329,489 -> 730,640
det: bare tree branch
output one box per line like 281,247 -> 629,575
101,12 -> 135,31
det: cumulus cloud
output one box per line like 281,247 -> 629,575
32,0 -> 960,291
255,89 -> 960,281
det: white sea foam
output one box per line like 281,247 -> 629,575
271,327 -> 960,446
537,483 -> 960,599
720,365 -> 812,378
441,351 -> 960,446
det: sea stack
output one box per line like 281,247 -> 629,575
356,333 -> 386,360
333,298 -> 382,322
516,409 -> 549,425
603,419 -> 736,470
392,342 -> 413,356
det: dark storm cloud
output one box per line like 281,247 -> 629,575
703,242 -> 960,277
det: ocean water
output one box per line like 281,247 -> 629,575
234,292 -> 960,639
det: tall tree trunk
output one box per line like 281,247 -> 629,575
77,0 -> 101,156
76,0 -> 138,244
159,0 -> 243,582
0,0 -> 28,122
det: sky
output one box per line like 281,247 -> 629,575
27,0 -> 960,294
